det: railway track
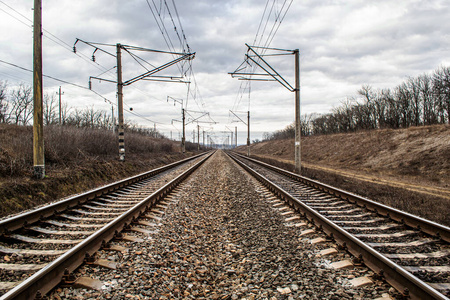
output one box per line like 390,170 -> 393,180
0,151 -> 213,299
228,152 -> 450,300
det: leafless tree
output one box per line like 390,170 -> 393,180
43,93 -> 58,125
10,83 -> 33,125
0,81 -> 9,123
60,101 -> 70,125
433,66 -> 450,124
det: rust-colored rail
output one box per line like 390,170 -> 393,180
0,152 -> 207,235
228,152 -> 449,300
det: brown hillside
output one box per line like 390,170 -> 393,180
248,125 -> 450,187
238,125 -> 450,225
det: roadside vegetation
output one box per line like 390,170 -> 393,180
0,80 -> 202,217
246,67 -> 450,226
0,122 -> 200,217
240,124 -> 450,226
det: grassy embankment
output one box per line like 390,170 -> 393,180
237,125 -> 450,226
0,124 -> 200,217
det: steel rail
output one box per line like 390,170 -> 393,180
1,151 -> 214,300
227,152 -> 449,300
232,152 -> 450,242
0,152 -> 207,235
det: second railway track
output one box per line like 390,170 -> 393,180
228,151 -> 449,300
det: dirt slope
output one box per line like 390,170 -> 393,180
237,125 -> 450,225
246,125 -> 450,187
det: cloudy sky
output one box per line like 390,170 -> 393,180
1,0 -> 449,143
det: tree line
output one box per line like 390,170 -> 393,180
264,66 -> 450,140
0,81 -> 164,138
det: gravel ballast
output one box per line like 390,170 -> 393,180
49,151 -> 394,299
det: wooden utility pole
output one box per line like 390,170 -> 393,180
117,44 -> 125,161
294,49 -> 301,173
57,86 -> 63,125
33,0 -> 45,179
247,111 -> 250,157
181,108 -> 186,153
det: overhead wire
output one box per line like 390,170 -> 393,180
230,0 -> 293,124
145,0 -> 208,120
1,0 -> 200,131
0,1 -> 119,82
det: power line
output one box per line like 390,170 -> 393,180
145,0 -> 208,118
231,0 -> 294,116
0,58 -> 179,128
0,1 -> 119,81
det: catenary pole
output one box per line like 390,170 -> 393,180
197,124 -> 200,150
57,86 -> 63,125
117,44 -> 125,161
235,126 -> 237,148
111,105 -> 115,133
33,0 -> 45,179
294,49 -> 301,172
247,111 -> 250,157
182,108 -> 186,153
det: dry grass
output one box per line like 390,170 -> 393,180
0,124 -> 200,217
0,124 -> 181,177
238,124 -> 450,226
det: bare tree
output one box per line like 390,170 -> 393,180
43,93 -> 58,125
433,66 -> 450,124
60,101 -> 70,125
0,81 -> 9,123
10,83 -> 33,125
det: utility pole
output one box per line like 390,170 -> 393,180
294,49 -> 301,172
235,126 -> 237,148
33,0 -> 44,179
57,86 -> 64,125
197,124 -> 200,150
117,43 -> 125,161
247,111 -> 250,157
202,130 -> 205,148
77,40 -> 194,161
154,123 -> 156,137
229,45 -> 301,171
182,108 -> 186,153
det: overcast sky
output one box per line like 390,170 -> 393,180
1,0 -> 449,143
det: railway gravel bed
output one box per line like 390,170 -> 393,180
0,154 -> 207,297
49,151 -> 394,299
